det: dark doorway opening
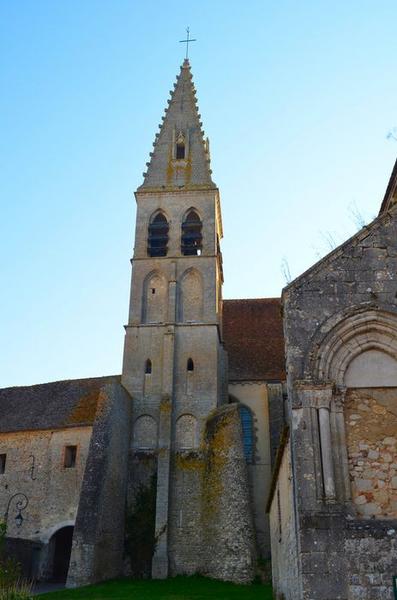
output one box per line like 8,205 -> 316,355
52,526 -> 73,582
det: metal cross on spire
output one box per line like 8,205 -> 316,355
179,27 -> 197,60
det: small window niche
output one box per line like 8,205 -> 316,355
0,454 -> 6,475
64,445 -> 77,469
186,358 -> 195,396
176,143 -> 185,159
175,131 -> 186,160
145,359 -> 152,375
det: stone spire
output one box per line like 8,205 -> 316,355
138,60 -> 215,191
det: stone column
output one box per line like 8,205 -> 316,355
318,404 -> 336,501
293,381 -> 336,504
332,388 -> 351,502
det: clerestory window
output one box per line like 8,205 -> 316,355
148,212 -> 169,257
145,359 -> 152,374
187,358 -> 194,371
181,210 -> 202,256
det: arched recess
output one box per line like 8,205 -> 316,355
175,414 -> 198,449
308,308 -> 397,385
147,211 -> 169,257
345,350 -> 397,387
142,270 -> 168,323
181,209 -> 203,256
133,415 -> 157,450
178,268 -> 203,322
307,308 -> 397,518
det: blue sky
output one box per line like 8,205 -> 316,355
1,1 -> 396,386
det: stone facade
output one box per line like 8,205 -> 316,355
1,61 -> 281,588
272,194 -> 397,599
0,428 -> 91,544
0,426 -> 91,580
0,376 -> 116,580
6,56 -> 396,600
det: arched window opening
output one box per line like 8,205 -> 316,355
176,143 -> 185,159
239,405 -> 254,464
181,210 -> 202,256
187,358 -> 194,371
145,359 -> 152,374
148,213 -> 169,257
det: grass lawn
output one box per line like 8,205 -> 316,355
36,576 -> 273,600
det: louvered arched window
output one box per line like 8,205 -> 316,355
148,212 -> 169,257
181,210 -> 202,256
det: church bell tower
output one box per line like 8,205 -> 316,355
121,59 -> 226,578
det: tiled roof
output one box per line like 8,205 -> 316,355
223,298 -> 286,382
0,375 -> 121,433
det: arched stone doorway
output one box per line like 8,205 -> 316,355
51,526 -> 74,582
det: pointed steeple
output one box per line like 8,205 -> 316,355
138,60 -> 215,191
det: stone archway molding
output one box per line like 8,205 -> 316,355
306,307 -> 397,386
39,520 -> 75,544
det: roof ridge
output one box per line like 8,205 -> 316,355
0,374 -> 121,393
224,297 -> 281,303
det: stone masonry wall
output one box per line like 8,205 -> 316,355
345,521 -> 397,600
67,382 -> 132,587
169,451 -> 204,575
0,427 -> 91,544
269,438 -> 300,600
346,388 -> 397,519
168,404 -> 256,583
201,404 -> 256,583
124,451 -> 157,577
